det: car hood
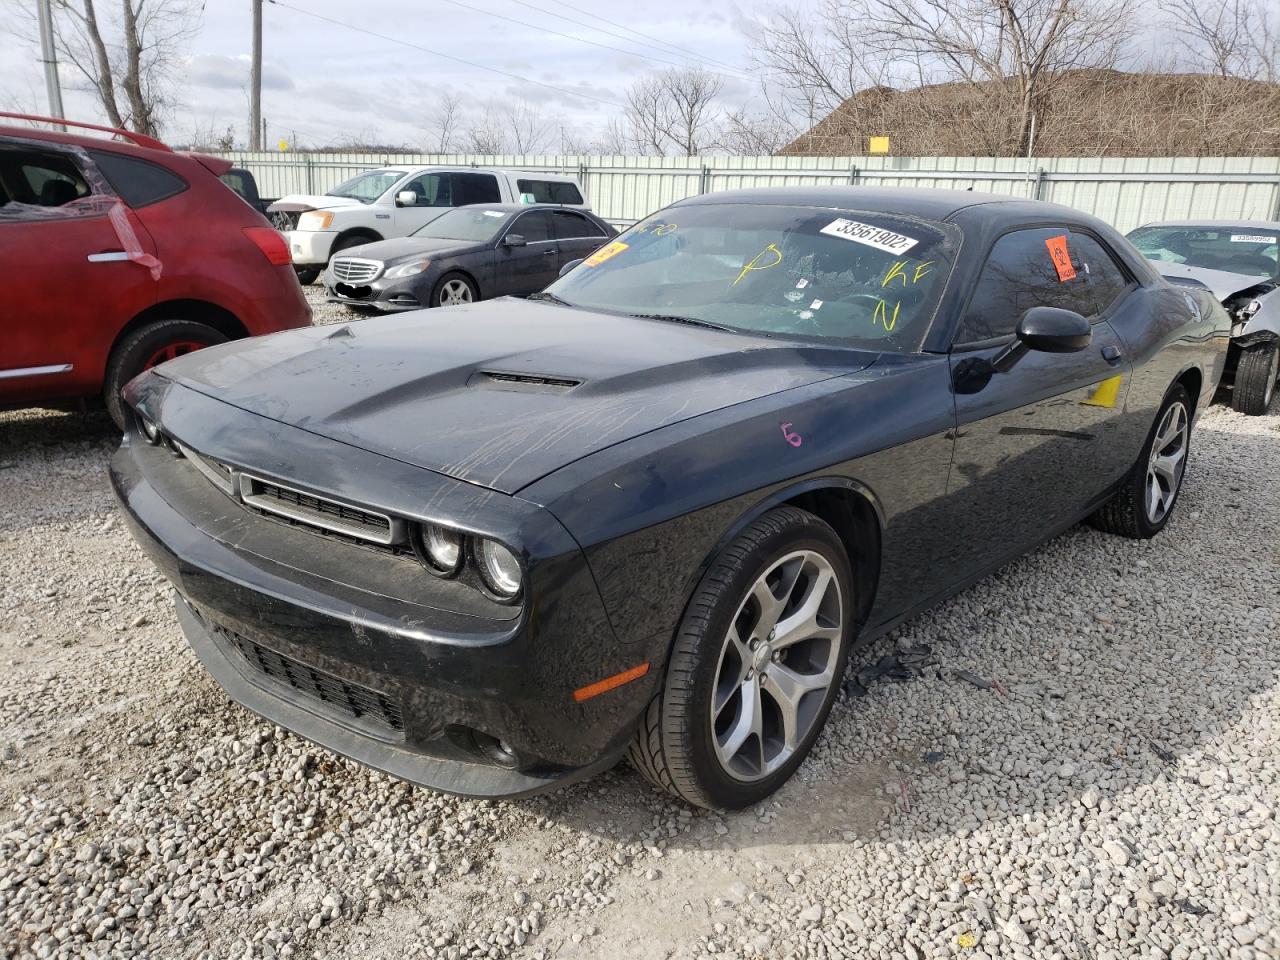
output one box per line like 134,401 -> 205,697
267,193 -> 363,214
1155,263 -> 1272,300
157,300 -> 872,493
336,236 -> 487,265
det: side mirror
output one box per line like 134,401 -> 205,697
559,258 -> 583,277
395,190 -> 417,207
1017,306 -> 1092,353
503,233 -> 527,248
984,307 -> 1092,377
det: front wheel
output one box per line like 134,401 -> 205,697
432,272 -> 477,308
1231,341 -> 1279,415
1089,384 -> 1192,539
294,265 -> 321,286
104,320 -> 227,430
628,506 -> 854,809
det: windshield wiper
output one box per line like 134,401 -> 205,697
527,291 -> 576,307
629,313 -> 736,332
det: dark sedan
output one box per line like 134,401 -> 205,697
112,188 -> 1229,809
322,203 -> 615,311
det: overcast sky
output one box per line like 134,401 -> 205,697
0,0 -> 761,150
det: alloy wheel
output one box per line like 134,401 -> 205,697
439,279 -> 473,306
710,550 -> 843,781
143,340 -> 209,370
1146,400 -> 1188,524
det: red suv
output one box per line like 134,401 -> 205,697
0,114 -> 311,428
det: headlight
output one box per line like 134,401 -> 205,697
138,412 -> 161,444
1244,299 -> 1262,315
476,539 -> 522,599
297,211 -> 334,231
385,259 -> 431,279
413,523 -> 463,576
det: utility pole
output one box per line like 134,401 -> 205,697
36,0 -> 66,128
250,0 -> 262,149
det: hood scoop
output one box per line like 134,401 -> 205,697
471,370 -> 582,393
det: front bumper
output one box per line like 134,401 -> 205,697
322,270 -> 428,312
285,229 -> 337,267
110,376 -> 661,798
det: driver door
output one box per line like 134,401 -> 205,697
942,225 -> 1136,578
496,210 -> 559,296
391,171 -> 454,234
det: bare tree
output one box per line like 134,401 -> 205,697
622,67 -> 724,156
501,98 -> 554,154
1166,0 -> 1279,82
425,90 -> 464,153
463,107 -> 506,154
10,0 -> 201,135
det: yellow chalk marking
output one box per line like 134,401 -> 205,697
733,243 -> 782,286
1083,374 -> 1123,408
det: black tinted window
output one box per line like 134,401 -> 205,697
510,210 -> 553,242
959,228 -> 1129,342
89,150 -> 186,207
1066,232 -> 1130,315
517,179 -> 583,205
0,147 -> 91,207
551,210 -> 604,239
457,173 -> 501,205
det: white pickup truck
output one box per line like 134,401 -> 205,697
267,165 -> 589,283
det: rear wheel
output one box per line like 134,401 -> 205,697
1231,341 -> 1279,415
628,507 -> 854,809
1089,384 -> 1191,539
104,320 -> 227,430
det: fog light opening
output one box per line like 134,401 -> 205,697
471,730 -> 522,769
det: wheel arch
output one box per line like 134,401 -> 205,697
1173,364 -> 1203,418
693,477 -> 884,635
331,226 -> 383,252
106,299 -> 248,375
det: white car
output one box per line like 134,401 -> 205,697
267,166 -> 589,283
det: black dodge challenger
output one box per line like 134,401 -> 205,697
112,187 -> 1229,809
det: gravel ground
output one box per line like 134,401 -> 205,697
1,287 -> 1277,960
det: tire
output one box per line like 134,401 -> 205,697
103,320 -> 228,430
432,272 -> 478,308
330,233 -> 378,257
1231,341 -> 1279,415
628,506 -> 855,809
293,265 -> 321,286
1088,384 -> 1192,539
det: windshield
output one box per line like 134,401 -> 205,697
1127,225 -> 1279,278
326,169 -> 404,204
412,207 -> 508,242
545,204 -> 958,349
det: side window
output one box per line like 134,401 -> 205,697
517,179 -> 583,205
551,210 -> 604,240
456,173 -> 501,205
88,150 -> 186,207
510,210 -> 553,242
0,146 -> 95,219
400,172 -> 453,207
1066,232 -> 1131,316
959,227 -> 1126,342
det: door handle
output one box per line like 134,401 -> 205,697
542,248 -> 556,256
87,251 -> 130,262
1101,344 -> 1123,364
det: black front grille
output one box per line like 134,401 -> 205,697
270,209 -> 300,231
239,475 -> 401,546
215,624 -> 405,735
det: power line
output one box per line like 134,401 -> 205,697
262,0 -> 622,109
507,0 -> 745,75
434,0 -> 748,80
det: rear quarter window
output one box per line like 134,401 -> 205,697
89,150 -> 187,208
516,179 -> 584,205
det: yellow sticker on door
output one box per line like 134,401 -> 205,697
585,241 -> 629,267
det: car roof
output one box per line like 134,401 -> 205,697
671,186 -> 1100,225
373,164 -> 578,181
1131,219 -> 1280,231
466,202 -> 592,213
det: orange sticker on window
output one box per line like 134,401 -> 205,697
1045,235 -> 1076,282
584,240 -> 628,267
